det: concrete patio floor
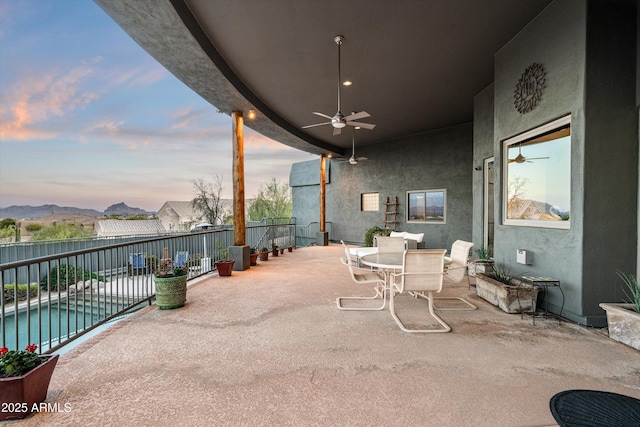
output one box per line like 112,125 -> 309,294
14,244 -> 640,426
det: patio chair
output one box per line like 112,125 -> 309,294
425,240 -> 477,311
129,253 -> 146,275
389,249 -> 451,333
375,236 -> 405,253
175,251 -> 189,268
336,241 -> 387,311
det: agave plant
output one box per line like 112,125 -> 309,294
617,271 -> 640,313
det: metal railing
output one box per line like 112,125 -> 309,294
295,222 -> 332,247
0,223 -> 294,354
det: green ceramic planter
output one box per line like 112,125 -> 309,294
154,275 -> 187,309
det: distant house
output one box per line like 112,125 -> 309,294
157,201 -> 207,232
96,219 -> 166,237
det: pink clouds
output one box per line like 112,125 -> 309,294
0,66 -> 97,141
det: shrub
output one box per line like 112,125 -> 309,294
39,264 -> 102,292
363,226 -> 391,247
25,224 -> 43,232
30,223 -> 93,241
2,284 -> 39,304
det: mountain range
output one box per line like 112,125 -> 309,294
0,203 -> 155,219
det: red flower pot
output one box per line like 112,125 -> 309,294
0,354 -> 59,421
215,260 -> 235,276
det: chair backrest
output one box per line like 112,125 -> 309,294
399,249 -> 446,292
175,251 -> 189,267
446,240 -> 474,283
375,236 -> 405,253
341,240 -> 357,278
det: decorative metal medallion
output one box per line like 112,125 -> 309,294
514,63 -> 546,114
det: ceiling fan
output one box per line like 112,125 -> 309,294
508,144 -> 549,164
302,35 -> 376,136
338,128 -> 368,165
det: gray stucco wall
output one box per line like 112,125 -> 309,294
292,124 -> 473,249
493,0 -> 637,326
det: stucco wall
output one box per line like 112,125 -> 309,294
492,0 -> 638,326
292,124 -> 473,249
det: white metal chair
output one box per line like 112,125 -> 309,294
430,240 -> 477,311
337,241 -> 387,311
375,236 -> 405,253
389,249 -> 451,333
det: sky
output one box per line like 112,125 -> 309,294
0,0 -> 314,212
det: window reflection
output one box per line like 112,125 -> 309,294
504,116 -> 571,229
407,189 -> 446,223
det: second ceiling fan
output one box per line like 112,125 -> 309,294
302,35 -> 376,136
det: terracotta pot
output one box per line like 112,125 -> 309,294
154,275 -> 187,309
249,253 -> 259,266
272,249 -> 279,257
0,354 -> 59,421
215,260 -> 235,276
258,251 -> 269,261
287,247 -> 293,252
279,248 -> 284,255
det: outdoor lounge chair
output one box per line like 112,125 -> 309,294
129,253 -> 146,275
389,249 -> 450,333
336,241 -> 387,311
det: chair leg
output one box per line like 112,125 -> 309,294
337,283 -> 387,311
412,292 -> 478,311
390,290 -> 451,333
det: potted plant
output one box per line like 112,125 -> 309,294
0,344 -> 59,421
258,247 -> 269,261
363,225 -> 392,247
214,242 -> 235,276
279,247 -> 285,255
249,247 -> 259,266
599,272 -> 640,351
287,245 -> 294,253
154,250 -> 188,309
271,242 -> 279,257
468,245 -> 495,278
475,265 -> 540,313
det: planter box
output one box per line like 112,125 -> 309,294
599,303 -> 640,351
0,354 -> 59,421
468,260 -> 495,277
475,273 -> 540,314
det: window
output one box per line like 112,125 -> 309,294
503,115 -> 571,229
407,189 -> 446,223
361,193 -> 379,211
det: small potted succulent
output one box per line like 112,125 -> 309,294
214,241 -> 235,276
258,247 -> 269,261
154,248 -> 188,309
0,344 -> 59,421
271,242 -> 279,257
249,247 -> 259,266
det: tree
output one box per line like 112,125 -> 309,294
507,176 -> 530,216
191,175 -> 225,226
248,178 -> 292,221
30,223 -> 93,241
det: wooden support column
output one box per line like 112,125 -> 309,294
232,111 -> 246,245
230,111 -> 249,270
317,155 -> 328,246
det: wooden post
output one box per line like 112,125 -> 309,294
320,155 -> 326,232
232,111 -> 245,246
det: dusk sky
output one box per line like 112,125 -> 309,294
0,0 -> 314,212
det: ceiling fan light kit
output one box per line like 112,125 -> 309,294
302,35 -> 376,137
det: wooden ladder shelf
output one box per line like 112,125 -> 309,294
384,196 -> 399,231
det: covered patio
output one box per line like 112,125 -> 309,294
22,244 -> 640,426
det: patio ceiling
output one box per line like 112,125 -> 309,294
96,0 -> 553,157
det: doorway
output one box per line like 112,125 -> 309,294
483,157 -> 495,255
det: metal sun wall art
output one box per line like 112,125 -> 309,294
514,63 -> 546,114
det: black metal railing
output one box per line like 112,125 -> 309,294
0,223 -> 295,354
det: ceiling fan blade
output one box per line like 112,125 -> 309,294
302,122 -> 331,129
526,157 -> 550,160
312,112 -> 333,120
345,111 -> 370,121
347,121 -> 376,130
356,156 -> 368,161
333,127 -> 342,136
